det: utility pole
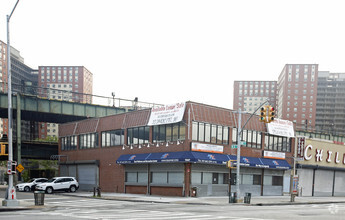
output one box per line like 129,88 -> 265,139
236,108 -> 242,202
3,0 -> 20,207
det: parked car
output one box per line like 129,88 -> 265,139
16,178 -> 48,192
35,177 -> 79,194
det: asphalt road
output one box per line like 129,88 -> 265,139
1,191 -> 345,219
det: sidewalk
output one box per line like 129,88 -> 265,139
2,187 -> 345,211
66,191 -> 345,206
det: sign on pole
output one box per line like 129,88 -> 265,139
267,118 -> 295,138
16,164 -> 24,173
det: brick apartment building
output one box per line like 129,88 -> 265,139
38,66 -> 93,139
277,64 -> 318,130
235,64 -> 323,133
58,101 -> 293,197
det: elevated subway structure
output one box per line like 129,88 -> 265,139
0,89 -> 162,160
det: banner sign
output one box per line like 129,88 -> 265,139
147,102 -> 186,126
297,137 -> 305,157
191,142 -> 224,153
263,151 -> 286,159
267,118 -> 295,138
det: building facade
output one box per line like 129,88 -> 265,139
233,81 -> 277,114
297,138 -> 345,196
315,71 -> 345,135
277,64 -> 318,130
0,40 -> 38,140
58,102 -> 293,197
38,66 -> 93,139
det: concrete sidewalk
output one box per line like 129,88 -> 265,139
65,191 -> 345,206
1,188 -> 345,211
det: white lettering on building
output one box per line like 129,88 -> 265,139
303,144 -> 345,166
315,149 -> 323,162
304,145 -> 313,161
335,152 -> 340,164
326,150 -> 332,163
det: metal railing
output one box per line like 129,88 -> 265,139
1,82 -> 163,110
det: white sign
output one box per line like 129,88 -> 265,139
267,118 -> 295,138
263,151 -> 286,159
147,102 -> 186,126
191,142 -> 224,153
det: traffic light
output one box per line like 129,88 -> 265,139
268,106 -> 275,122
226,160 -> 236,168
0,142 -> 8,156
259,106 -> 268,122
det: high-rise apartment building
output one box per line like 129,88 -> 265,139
38,66 -> 93,138
277,64 -> 318,129
0,40 -> 38,139
233,81 -> 277,114
315,71 -> 345,135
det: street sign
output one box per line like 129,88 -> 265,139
294,157 -> 304,161
16,164 -> 24,173
231,144 -> 237,149
241,141 -> 246,145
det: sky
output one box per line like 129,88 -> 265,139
1,0 -> 345,109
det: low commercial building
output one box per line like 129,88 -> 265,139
58,102 -> 293,197
297,138 -> 345,196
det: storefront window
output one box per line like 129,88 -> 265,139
205,124 -> 211,142
127,126 -> 149,145
126,172 -> 137,182
126,172 -> 148,183
150,172 -> 183,184
79,133 -> 98,149
151,172 -> 167,184
192,122 -> 198,141
191,172 -> 202,184
272,176 -> 283,186
202,172 -> 212,184
101,129 -> 124,147
168,172 -> 183,184
138,172 -> 148,183
61,135 -> 77,151
153,122 -> 185,142
253,175 -> 262,185
223,127 -> 229,144
198,123 -> 205,142
192,121 -> 229,145
264,134 -> 291,152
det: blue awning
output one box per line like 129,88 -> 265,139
259,158 -> 291,169
116,151 -> 291,169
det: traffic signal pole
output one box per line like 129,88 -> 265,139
233,100 -> 270,203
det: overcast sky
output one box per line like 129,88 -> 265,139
1,0 -> 345,109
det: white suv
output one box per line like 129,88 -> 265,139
16,178 -> 48,192
35,177 -> 79,194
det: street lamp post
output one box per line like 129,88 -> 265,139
2,0 -> 20,207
